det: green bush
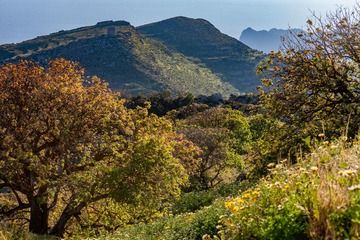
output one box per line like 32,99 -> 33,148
173,182 -> 254,215
258,203 -> 308,239
172,191 -> 217,214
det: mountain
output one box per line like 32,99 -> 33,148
240,27 -> 303,53
137,16 -> 264,92
0,20 -> 239,98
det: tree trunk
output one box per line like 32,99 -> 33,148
50,201 -> 86,237
50,194 -> 108,237
50,213 -> 70,237
29,194 -> 49,235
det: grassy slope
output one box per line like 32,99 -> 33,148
133,37 -> 239,98
138,17 -> 264,92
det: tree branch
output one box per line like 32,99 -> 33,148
0,203 -> 31,217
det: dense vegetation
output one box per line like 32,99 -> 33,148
0,4 -> 359,240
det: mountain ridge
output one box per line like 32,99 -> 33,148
0,17 -> 264,97
0,20 -> 240,98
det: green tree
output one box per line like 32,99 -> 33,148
0,59 -> 195,237
177,108 -> 251,189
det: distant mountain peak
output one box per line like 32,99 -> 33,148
167,16 -> 216,27
146,16 -> 213,25
138,16 -> 225,42
244,27 -> 255,31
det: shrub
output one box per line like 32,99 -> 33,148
172,182 -> 253,215
172,191 -> 217,214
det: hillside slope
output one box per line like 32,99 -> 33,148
0,21 -> 238,97
137,17 -> 264,92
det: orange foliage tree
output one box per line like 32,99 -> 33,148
0,59 -> 196,237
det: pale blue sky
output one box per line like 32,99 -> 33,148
0,0 -> 357,44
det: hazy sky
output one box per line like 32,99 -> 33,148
0,0 -> 357,44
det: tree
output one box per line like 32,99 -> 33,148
258,4 -> 360,141
177,108 -> 251,189
0,59 -> 194,237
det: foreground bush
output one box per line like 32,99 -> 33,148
217,140 -> 360,239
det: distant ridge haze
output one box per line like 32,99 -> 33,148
240,27 -> 303,53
